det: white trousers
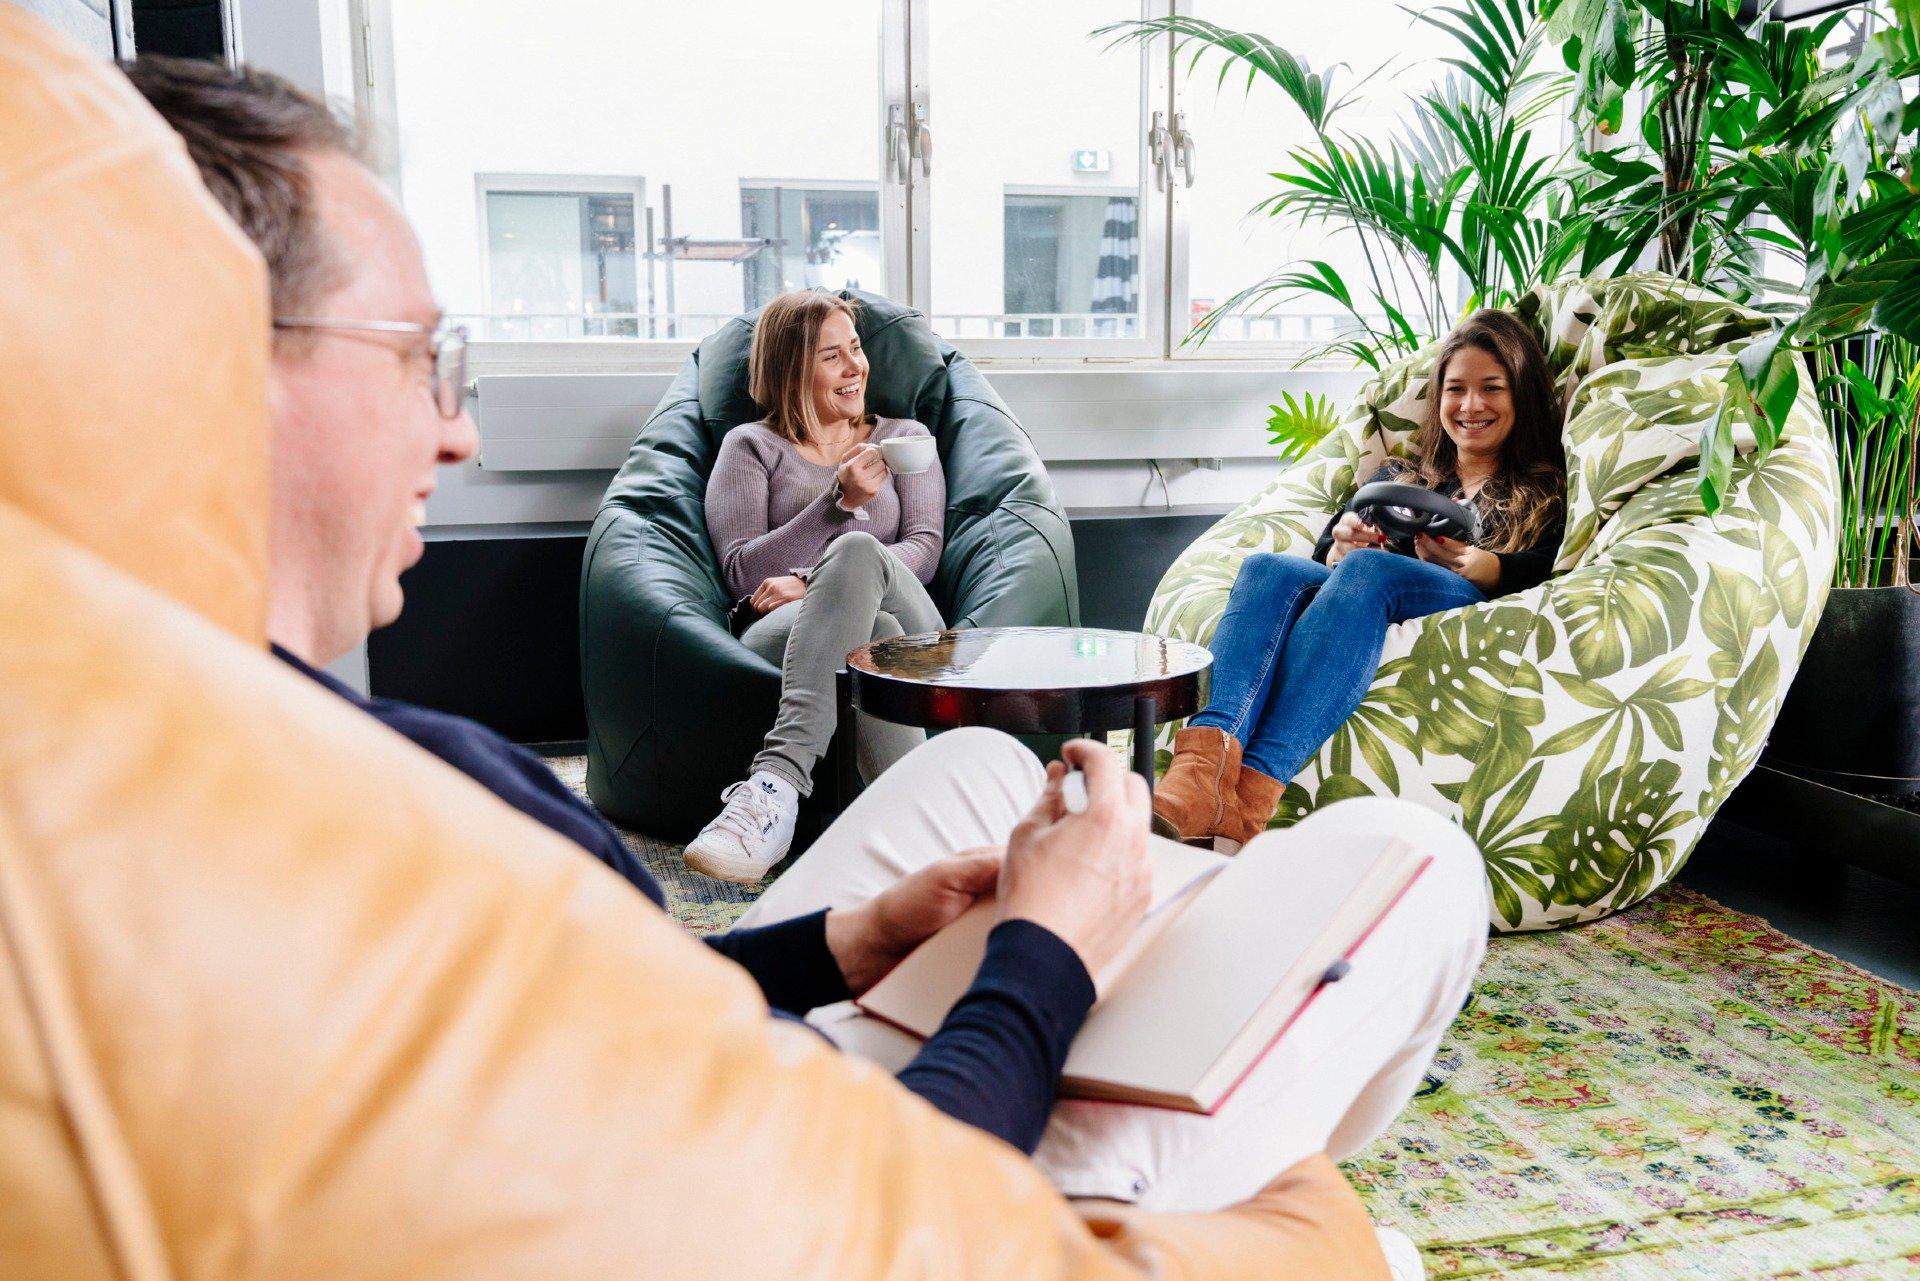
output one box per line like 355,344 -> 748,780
735,728 -> 1488,1216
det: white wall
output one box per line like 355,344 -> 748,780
12,0 -> 115,57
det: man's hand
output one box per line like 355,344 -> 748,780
1326,511 -> 1386,566
824,849 -> 1003,995
749,574 -> 807,614
836,443 -> 889,510
1415,533 -> 1499,591
998,740 -> 1152,979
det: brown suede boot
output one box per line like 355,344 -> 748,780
1150,726 -> 1242,843
1218,765 -> 1288,853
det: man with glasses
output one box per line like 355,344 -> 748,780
128,62 -> 475,672
121,56 -> 1159,1165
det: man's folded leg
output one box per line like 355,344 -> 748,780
1033,797 -> 1489,1211
734,726 -> 1047,928
740,740 -> 1488,1222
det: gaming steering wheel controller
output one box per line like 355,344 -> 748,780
1344,481 -> 1481,544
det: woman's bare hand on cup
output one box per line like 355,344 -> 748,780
836,443 -> 889,510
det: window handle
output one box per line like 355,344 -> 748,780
910,101 -> 932,177
887,103 -> 911,182
1148,110 -> 1172,193
1172,112 -> 1196,188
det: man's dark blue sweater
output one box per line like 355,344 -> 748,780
276,646 -> 1092,1154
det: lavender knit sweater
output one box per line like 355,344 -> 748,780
705,417 -> 946,601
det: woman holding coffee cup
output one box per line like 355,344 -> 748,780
689,291 -> 947,881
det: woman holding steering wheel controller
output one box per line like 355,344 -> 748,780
1154,309 -> 1568,850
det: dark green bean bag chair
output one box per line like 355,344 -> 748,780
580,289 -> 1079,840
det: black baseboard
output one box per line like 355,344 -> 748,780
369,510 -> 1223,744
368,534 -> 590,744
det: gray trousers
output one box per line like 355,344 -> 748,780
739,531 -> 944,796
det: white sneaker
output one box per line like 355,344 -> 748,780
684,773 -> 798,884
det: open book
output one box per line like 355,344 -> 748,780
857,823 -> 1430,1114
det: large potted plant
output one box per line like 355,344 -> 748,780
1555,0 -> 1920,868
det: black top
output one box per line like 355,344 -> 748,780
275,645 -> 1094,1154
1314,463 -> 1566,596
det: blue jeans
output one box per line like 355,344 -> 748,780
1189,549 -> 1485,781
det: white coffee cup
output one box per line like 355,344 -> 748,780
877,435 -> 938,475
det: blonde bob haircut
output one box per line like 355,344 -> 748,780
748,290 -> 868,446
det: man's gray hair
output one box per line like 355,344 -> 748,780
124,56 -> 362,323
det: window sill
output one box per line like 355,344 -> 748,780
469,364 -> 1363,473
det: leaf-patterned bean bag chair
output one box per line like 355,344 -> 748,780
1144,274 -> 1838,931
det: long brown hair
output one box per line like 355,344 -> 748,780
1411,309 -> 1566,554
748,291 -> 868,446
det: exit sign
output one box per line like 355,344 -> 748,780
1071,149 -> 1112,173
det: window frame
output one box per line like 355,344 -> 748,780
350,0 -> 1333,372
900,0 -> 1170,362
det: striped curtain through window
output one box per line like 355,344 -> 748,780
1090,196 -> 1138,315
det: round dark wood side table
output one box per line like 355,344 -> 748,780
833,626 -> 1212,805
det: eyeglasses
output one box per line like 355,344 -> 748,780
272,316 -> 470,419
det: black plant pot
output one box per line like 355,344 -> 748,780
1765,584 -> 1920,790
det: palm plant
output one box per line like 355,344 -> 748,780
1099,1 -> 1572,370
1266,389 -> 1342,463
1545,1 -> 1836,291
1551,0 -> 1920,586
1545,0 -> 1834,284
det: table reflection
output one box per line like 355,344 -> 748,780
853,626 -> 1210,689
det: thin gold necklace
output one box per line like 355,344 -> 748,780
817,418 -> 862,457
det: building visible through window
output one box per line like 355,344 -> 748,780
484,189 -> 639,340
1002,192 -> 1139,337
739,184 -> 881,311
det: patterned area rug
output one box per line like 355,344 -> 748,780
547,757 -> 761,934
1352,892 -> 1920,1279
548,757 -> 1920,1279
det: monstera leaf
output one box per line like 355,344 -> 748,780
1726,445 -> 1834,542
1700,642 -> 1784,814
1759,525 -> 1811,629
1585,470 -> 1709,551
1544,757 -> 1697,911
1388,601 -> 1547,755
1553,530 -> 1699,678
1698,564 -> 1765,683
